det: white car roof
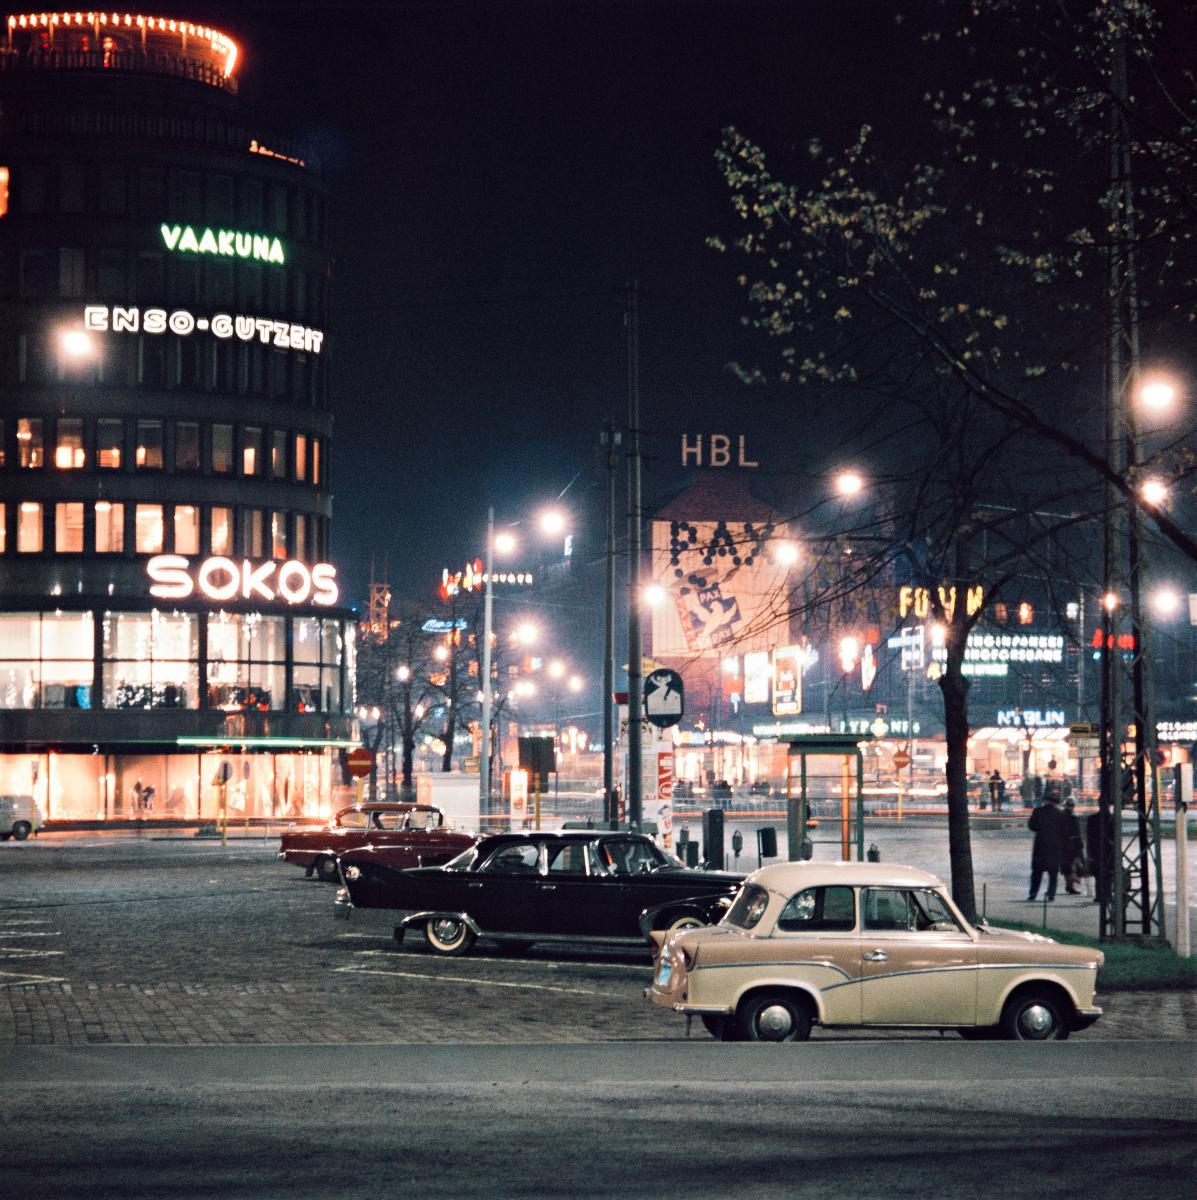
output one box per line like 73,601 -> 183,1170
745,860 -> 946,893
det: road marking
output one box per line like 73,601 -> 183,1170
0,969 -> 69,987
0,918 -> 51,926
0,931 -> 61,938
0,947 -> 65,958
337,933 -> 393,940
334,965 -> 602,996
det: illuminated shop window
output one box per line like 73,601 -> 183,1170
55,418 -> 85,469
210,506 -> 233,555
207,612 -> 286,712
175,422 -> 200,472
271,510 -> 287,560
292,617 -> 344,713
242,426 -> 263,477
270,430 -> 287,480
17,502 -> 42,552
135,504 -> 164,554
0,612 -> 94,710
173,505 -> 200,556
294,433 -> 307,483
17,418 -> 43,468
58,248 -> 85,298
55,502 -> 84,553
95,502 -> 124,553
97,419 -> 123,469
135,420 -> 163,469
211,423 -> 233,474
102,611 -> 198,710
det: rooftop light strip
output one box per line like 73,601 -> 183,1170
7,12 -> 238,76
176,736 -> 359,749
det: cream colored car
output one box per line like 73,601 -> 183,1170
647,861 -> 1103,1042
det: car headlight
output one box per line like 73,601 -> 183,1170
344,865 -> 361,881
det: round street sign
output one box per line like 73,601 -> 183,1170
643,668 -> 684,729
892,748 -> 911,770
346,747 -> 374,779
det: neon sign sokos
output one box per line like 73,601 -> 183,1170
161,224 -> 284,265
147,556 -> 339,607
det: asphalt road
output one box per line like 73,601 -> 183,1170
1,1041 -> 1193,1199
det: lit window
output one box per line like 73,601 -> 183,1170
55,502 -> 84,553
55,418 -> 85,469
17,418 -> 43,468
242,426 -> 263,477
95,502 -> 124,553
1018,602 -> 1034,625
175,422 -> 200,472
242,509 -> 264,558
294,433 -> 307,483
135,420 -> 163,469
271,511 -> 287,560
210,506 -> 233,555
174,505 -> 199,556
0,419 -> 5,469
212,423 -> 233,474
135,504 -> 164,554
270,430 -> 287,479
97,419 -> 123,469
17,502 -> 42,552
294,513 -> 307,562
0,507 -> 5,554
312,439 -> 320,487
0,166 -> 8,218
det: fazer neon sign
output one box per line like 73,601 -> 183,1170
161,224 -> 284,264
147,555 -> 339,607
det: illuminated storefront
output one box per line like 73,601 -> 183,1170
0,14 -> 356,819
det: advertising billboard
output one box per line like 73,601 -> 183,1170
743,651 -> 771,705
772,646 -> 803,716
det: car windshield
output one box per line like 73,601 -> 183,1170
601,839 -> 670,876
724,884 -> 770,930
442,846 -> 478,871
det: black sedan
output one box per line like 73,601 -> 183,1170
334,831 -> 742,956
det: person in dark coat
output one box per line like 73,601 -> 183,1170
988,770 -> 1004,812
1061,798 -> 1085,894
1026,793 -> 1067,901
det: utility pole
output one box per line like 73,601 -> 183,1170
626,281 -> 643,830
479,506 -> 495,820
600,423 -> 621,826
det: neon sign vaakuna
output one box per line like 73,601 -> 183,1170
147,556 -> 339,607
161,223 -> 285,265
83,306 -> 323,353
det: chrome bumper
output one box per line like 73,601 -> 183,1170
334,887 -> 353,920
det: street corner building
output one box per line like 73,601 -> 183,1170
0,12 -> 358,823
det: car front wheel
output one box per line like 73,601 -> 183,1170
11,822 -> 31,841
999,989 -> 1070,1041
314,855 -> 339,882
424,917 -> 476,957
664,913 -> 706,934
736,990 -> 813,1042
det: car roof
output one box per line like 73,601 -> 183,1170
745,861 -> 946,892
336,802 -> 437,815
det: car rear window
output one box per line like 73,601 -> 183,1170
725,884 -> 769,930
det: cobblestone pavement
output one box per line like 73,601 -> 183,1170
2,834 -> 1194,1048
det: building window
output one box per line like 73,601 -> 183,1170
18,249 -> 49,297
95,502 -> 124,553
271,511 -> 287,560
207,613 -> 286,711
242,508 -> 264,558
294,513 -> 307,562
55,418 -> 85,469
102,611 -> 197,710
17,502 -> 42,552
271,430 -> 287,479
211,423 -> 233,474
292,617 -> 344,713
97,419 -> 123,469
294,434 -> 307,483
55,502 -> 84,552
97,248 -> 126,297
135,504 -> 164,554
58,162 -> 85,213
135,420 -> 163,469
312,439 -> 321,487
58,247 -> 85,298
0,612 -> 94,710
175,421 -> 200,472
173,505 -> 199,555
242,426 -> 263,477
210,506 -> 232,555
17,418 -> 43,468
136,251 -> 164,301
98,164 -> 127,215
16,164 -> 45,214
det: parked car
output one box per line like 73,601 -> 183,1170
278,802 -> 474,882
0,794 -> 43,840
709,780 -> 733,804
647,861 -> 1103,1042
335,830 -> 743,956
748,780 -> 771,796
673,781 -> 694,799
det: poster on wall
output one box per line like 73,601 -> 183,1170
743,651 -> 771,705
772,646 -> 803,716
656,751 -> 674,850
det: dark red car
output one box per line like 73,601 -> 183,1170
278,802 -> 476,881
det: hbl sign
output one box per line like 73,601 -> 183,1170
680,434 -> 758,468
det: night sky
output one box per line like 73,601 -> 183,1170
172,0 -> 931,607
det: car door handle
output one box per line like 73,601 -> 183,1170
863,949 -> 888,962
468,882 -> 483,889
539,884 -> 557,891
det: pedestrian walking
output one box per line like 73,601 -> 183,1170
1062,798 -> 1085,894
1026,792 -> 1067,901
988,770 -> 1004,812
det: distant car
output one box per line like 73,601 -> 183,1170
647,861 -> 1103,1042
0,794 -> 43,840
709,780 -> 733,803
335,830 -> 742,956
278,802 -> 475,882
673,781 -> 694,799
748,780 -> 771,796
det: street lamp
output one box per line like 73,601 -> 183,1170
1139,378 -> 1177,411
1140,478 -> 1169,506
642,583 -> 666,607
513,621 -> 539,647
493,530 -> 517,555
834,470 -> 865,497
59,329 -> 95,359
773,540 -> 801,567
547,659 -> 565,680
1152,588 -> 1182,619
539,509 -> 567,536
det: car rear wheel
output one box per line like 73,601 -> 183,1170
736,990 -> 813,1043
999,989 -> 1070,1041
424,917 -> 476,957
314,855 -> 339,882
11,822 -> 31,841
664,913 -> 706,933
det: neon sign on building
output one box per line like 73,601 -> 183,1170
161,224 -> 285,264
439,559 -> 534,598
147,556 -> 339,607
83,306 -> 324,353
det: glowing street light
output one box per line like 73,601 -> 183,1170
540,509 -> 567,536
773,540 -> 801,567
642,583 -> 666,607
1141,478 -> 1169,505
547,659 -> 565,680
568,675 -> 583,693
835,470 -> 865,497
396,665 -> 411,682
1102,591 -> 1120,613
1140,378 -> 1177,411
433,644 -> 449,662
1152,588 -> 1182,619
494,530 -> 517,555
513,621 -> 538,646
59,328 -> 95,359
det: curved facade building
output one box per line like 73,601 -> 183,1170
0,12 -> 356,821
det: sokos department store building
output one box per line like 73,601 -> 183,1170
0,13 -> 357,821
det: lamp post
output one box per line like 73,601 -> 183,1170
479,507 -> 497,816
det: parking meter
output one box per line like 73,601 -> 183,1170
731,828 -> 743,865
